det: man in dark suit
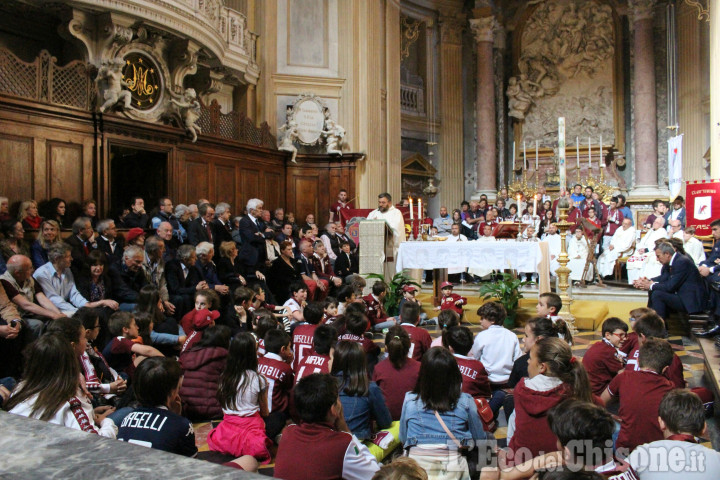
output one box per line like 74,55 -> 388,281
634,240 -> 708,324
696,219 -> 720,337
96,219 -> 124,265
275,222 -> 299,255
122,197 -> 150,229
64,216 -> 97,275
165,244 -> 207,317
187,203 -> 215,246
331,221 -> 357,256
212,202 -> 234,252
238,198 -> 277,302
107,245 -> 148,310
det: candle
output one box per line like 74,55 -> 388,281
599,135 -> 603,168
418,199 -> 422,220
409,197 -> 414,220
559,119 -> 567,192
576,136 -> 580,169
523,141 -> 527,170
512,142 -> 516,171
533,195 -> 537,215
535,140 -> 539,170
588,137 -> 592,170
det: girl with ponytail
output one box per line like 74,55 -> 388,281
507,337 -> 592,465
372,326 -> 420,420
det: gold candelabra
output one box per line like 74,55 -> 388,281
553,205 -> 577,335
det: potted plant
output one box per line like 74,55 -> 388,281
364,272 -> 421,316
478,272 -> 533,328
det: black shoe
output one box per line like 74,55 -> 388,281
695,323 -> 720,338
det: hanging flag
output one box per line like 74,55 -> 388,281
667,134 -> 683,201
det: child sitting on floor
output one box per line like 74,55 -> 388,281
274,373 -> 380,479
251,309 -> 278,357
507,337 -> 593,466
181,308 -> 220,353
446,326 -> 491,401
283,282 -> 308,331
180,289 -> 220,334
399,302 -> 432,361
601,337 -> 677,453
430,309 -> 460,349
292,302 -> 324,370
295,324 -> 337,384
207,331 -> 271,467
322,297 -> 338,324
117,357 -> 198,457
582,317 -> 628,396
372,326 -> 420,421
258,328 -> 294,442
103,311 -> 163,380
435,282 -> 467,317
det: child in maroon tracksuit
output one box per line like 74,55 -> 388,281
435,281 -> 467,317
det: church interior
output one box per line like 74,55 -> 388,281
1,0 -> 720,478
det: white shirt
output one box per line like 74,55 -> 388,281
222,371 -> 267,417
628,439 -> 720,480
470,325 -> 522,383
684,237 -> 706,265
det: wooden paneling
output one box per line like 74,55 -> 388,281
0,133 -> 34,208
47,140 -> 83,202
240,168 -> 261,203
215,164 -> 236,205
292,175 -> 321,222
182,159 -> 210,205
264,171 -> 285,213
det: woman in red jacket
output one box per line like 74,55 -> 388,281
179,325 -> 231,421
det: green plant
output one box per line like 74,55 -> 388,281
478,272 -> 533,328
364,272 -> 421,316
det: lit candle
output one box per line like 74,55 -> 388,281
409,197 -> 413,220
535,140 -> 539,170
559,118 -> 567,192
599,135 -> 603,168
533,194 -> 537,215
523,141 -> 527,170
576,136 -> 580,169
418,199 -> 422,220
588,137 -> 592,169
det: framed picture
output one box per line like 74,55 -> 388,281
636,209 -> 654,228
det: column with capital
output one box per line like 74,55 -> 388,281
439,13 -> 466,211
629,0 -> 664,198
470,15 -> 499,200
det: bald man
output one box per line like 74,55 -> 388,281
0,255 -> 64,338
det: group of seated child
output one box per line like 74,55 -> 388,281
2,280 -> 719,480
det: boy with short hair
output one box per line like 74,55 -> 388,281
253,309 -> 278,357
258,329 -> 294,441
103,311 -> 163,379
117,357 -> 197,457
582,317 -> 628,396
362,282 -> 396,332
548,399 -> 639,480
322,297 -> 338,324
624,312 -> 684,387
446,326 -> 491,399
274,374 -> 380,479
338,311 -> 380,357
536,292 -> 562,322
601,337 -> 676,453
292,301 -> 324,371
295,325 -> 337,383
435,281 -> 467,316
628,390 -> 720,479
399,302 -> 432,361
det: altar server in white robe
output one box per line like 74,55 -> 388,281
596,218 -> 636,278
541,223 -> 562,276
444,223 -> 469,276
568,227 -> 593,281
366,192 -> 406,255
626,216 -> 668,284
468,223 -> 495,278
683,227 -> 706,266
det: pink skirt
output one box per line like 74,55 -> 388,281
207,412 -> 272,463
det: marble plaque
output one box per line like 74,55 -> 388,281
294,98 -> 325,144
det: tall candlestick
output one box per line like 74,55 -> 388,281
559,118 -> 567,192
599,135 -> 603,168
418,199 -> 422,220
535,140 -> 539,170
576,136 -> 580,169
588,137 -> 592,169
512,142 -> 516,172
533,195 -> 537,215
409,197 -> 413,220
523,141 -> 527,170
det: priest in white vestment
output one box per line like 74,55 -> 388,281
568,228 -> 593,281
626,217 -> 668,284
683,228 -> 707,265
596,218 -> 636,278
541,223 -> 562,275
366,192 -> 406,255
